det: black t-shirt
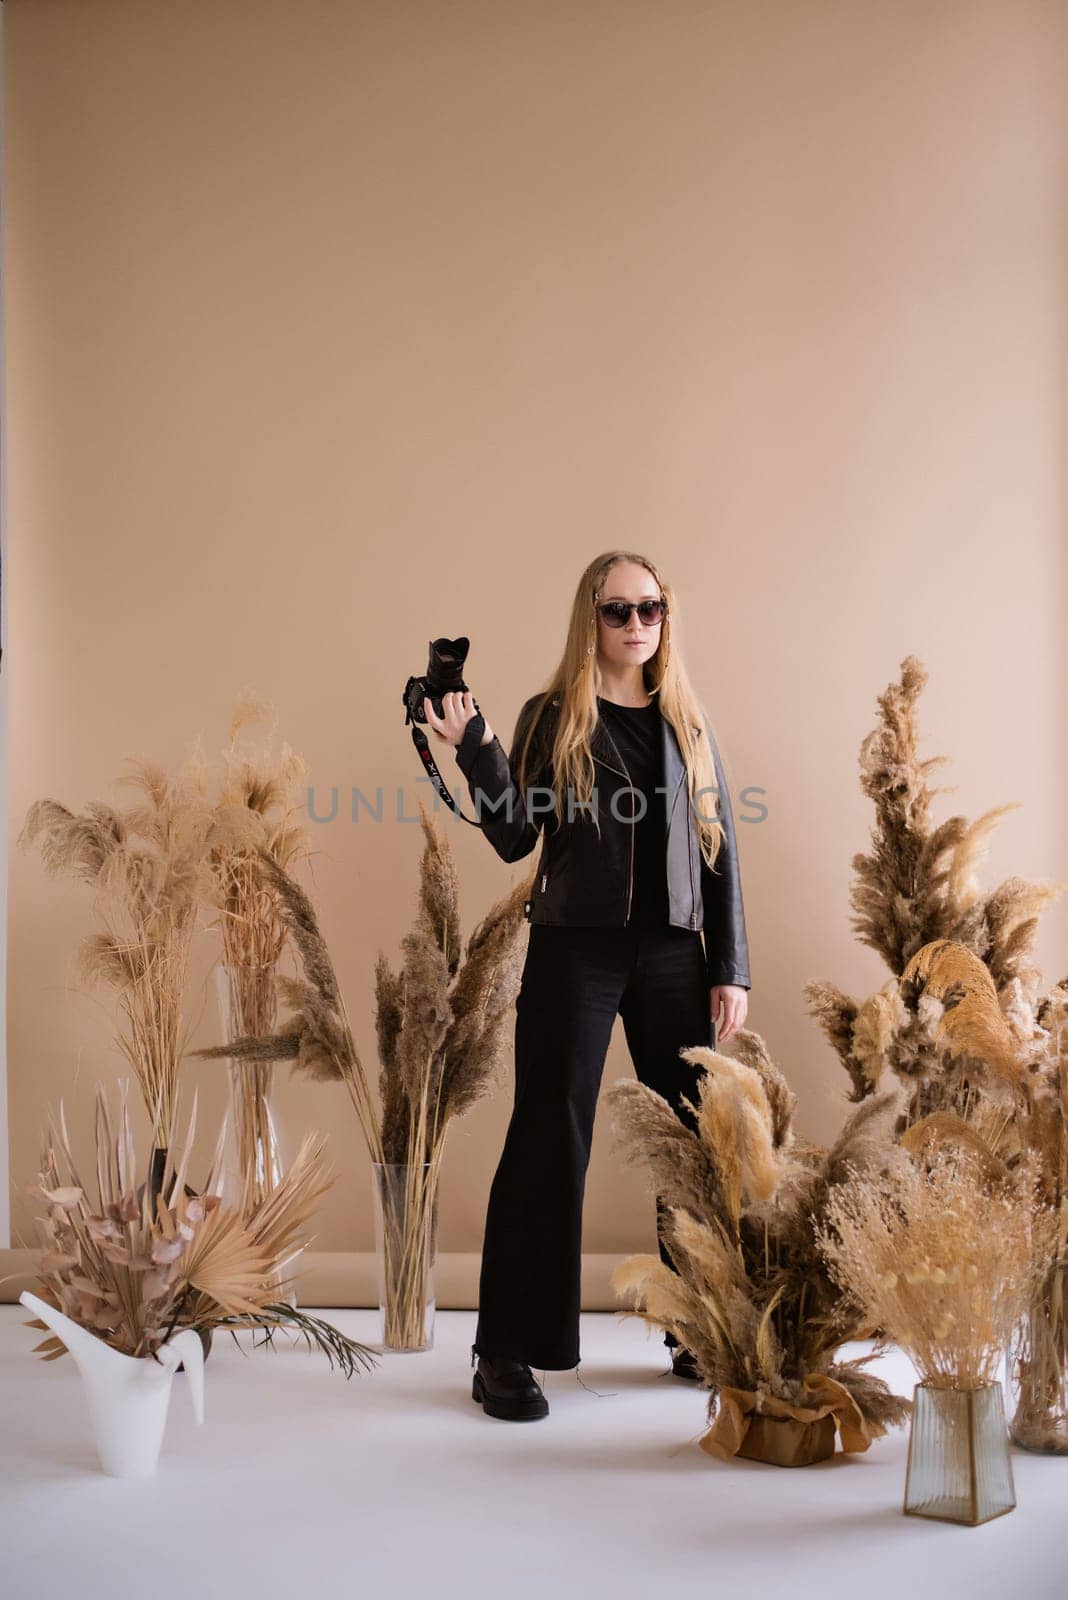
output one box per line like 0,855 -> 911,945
596,696 -> 669,927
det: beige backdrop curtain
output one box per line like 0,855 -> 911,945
3,0 -> 1066,1296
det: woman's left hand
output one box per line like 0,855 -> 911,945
711,984 -> 748,1047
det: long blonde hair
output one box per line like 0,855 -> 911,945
514,550 -> 726,871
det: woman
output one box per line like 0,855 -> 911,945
423,550 -> 751,1420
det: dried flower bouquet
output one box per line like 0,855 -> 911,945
607,1042 -> 912,1466
800,655 -> 1068,1452
896,939 -> 1068,1453
23,1079 -> 378,1377
818,1138 -> 1052,1392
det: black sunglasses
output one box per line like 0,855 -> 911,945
596,599 -> 668,629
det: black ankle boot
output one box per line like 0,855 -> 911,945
471,1346 -> 549,1420
669,1345 -> 700,1381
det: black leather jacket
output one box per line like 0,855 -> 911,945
453,693 -> 751,991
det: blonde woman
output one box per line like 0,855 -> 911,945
423,550 -> 751,1420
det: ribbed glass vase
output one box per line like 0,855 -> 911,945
370,1162 -> 439,1352
214,961 -> 296,1309
904,1381 -> 1016,1525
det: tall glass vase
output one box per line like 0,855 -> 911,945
214,961 -> 296,1310
903,1381 -> 1016,1525
370,1162 -> 440,1352
1007,1276 -> 1068,1454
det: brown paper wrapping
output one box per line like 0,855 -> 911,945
699,1372 -> 883,1467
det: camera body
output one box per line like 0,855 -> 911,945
403,636 -> 478,726
401,635 -> 486,827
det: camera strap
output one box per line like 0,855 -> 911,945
406,710 -> 485,825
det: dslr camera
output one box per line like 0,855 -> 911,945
403,636 -> 480,727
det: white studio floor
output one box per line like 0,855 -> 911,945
0,1304 -> 1062,1600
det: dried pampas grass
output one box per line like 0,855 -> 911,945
193,798 -> 530,1349
848,656 -> 1062,989
370,803 -> 529,1348
606,1039 -> 912,1461
769,653 -> 1068,1444
837,938 -> 1068,1447
375,803 -> 530,1161
193,801 -> 529,1163
1008,981 -> 1068,1448
901,940 -> 1022,1086
19,758 -> 217,1144
193,842 -> 386,1163
194,690 -> 313,1218
804,656 -> 1067,1115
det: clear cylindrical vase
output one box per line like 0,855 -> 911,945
370,1162 -> 439,1352
1007,1282 -> 1068,1454
214,961 -> 297,1309
904,1381 -> 1016,1525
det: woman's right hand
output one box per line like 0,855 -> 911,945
424,690 -> 493,748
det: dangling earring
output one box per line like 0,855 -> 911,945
587,644 -> 594,656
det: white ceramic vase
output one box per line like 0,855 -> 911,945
20,1289 -> 205,1478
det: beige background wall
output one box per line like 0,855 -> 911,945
4,0 -> 1066,1277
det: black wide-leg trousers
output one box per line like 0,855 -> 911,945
472,921 -> 715,1371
